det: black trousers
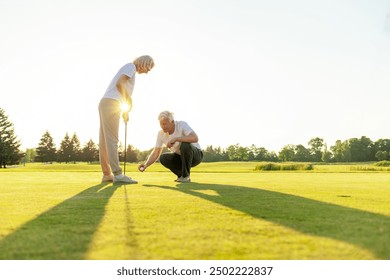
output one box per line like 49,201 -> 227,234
160,142 -> 203,178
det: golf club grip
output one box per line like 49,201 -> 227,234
124,122 -> 127,175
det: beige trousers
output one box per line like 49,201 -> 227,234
99,98 -> 122,176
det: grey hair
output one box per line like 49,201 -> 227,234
133,55 -> 155,70
158,110 -> 174,122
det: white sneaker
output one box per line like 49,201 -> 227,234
176,176 -> 191,183
101,174 -> 114,182
114,174 -> 138,184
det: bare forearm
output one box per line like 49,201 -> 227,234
139,148 -> 161,172
116,75 -> 131,103
144,148 -> 162,167
168,132 -> 198,148
175,132 -> 198,143
178,135 -> 197,143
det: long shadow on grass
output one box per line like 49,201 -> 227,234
0,183 -> 120,259
144,183 -> 390,259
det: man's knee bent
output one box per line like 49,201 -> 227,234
180,142 -> 191,153
159,153 -> 169,167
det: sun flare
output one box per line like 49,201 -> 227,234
120,103 -> 131,112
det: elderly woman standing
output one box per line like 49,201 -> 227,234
138,111 -> 203,182
99,55 -> 154,184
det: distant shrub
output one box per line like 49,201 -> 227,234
374,160 -> 390,167
255,163 -> 313,171
255,163 -> 278,171
350,166 -> 390,172
350,166 -> 381,171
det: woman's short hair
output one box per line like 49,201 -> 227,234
133,55 -> 155,70
158,111 -> 174,122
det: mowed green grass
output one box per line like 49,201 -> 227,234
0,162 -> 389,260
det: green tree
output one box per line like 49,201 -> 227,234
0,108 -> 22,168
58,133 -> 73,163
125,145 -> 139,163
70,133 -> 81,163
342,140 -> 352,162
25,148 -> 37,163
138,147 -> 154,162
237,146 -> 249,161
82,139 -> 99,163
248,144 -> 256,161
374,139 -> 390,161
330,140 -> 343,162
249,145 -> 274,161
349,136 -> 374,162
227,144 -> 248,161
36,130 -> 57,162
203,145 -> 228,162
226,144 -> 238,161
308,137 -> 325,162
253,146 -> 270,161
330,140 -> 351,162
375,139 -> 390,152
278,145 -> 295,162
294,144 -> 311,162
267,151 -> 279,162
375,151 -> 388,161
321,144 -> 332,162
202,145 -> 219,162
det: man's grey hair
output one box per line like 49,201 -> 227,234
158,110 -> 174,122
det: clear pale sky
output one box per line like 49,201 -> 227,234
1,0 -> 389,152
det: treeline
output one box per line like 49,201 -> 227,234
32,131 -> 99,163
1,108 -> 389,167
203,137 -> 390,163
26,130 -> 151,164
29,132 -> 390,164
13,132 -> 390,166
29,131 -> 390,163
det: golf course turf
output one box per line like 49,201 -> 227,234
0,162 -> 389,259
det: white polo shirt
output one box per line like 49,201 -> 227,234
103,63 -> 136,103
155,121 -> 201,154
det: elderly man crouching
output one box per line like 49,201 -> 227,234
138,111 -> 203,182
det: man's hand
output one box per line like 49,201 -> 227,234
138,164 -> 146,172
167,138 -> 177,148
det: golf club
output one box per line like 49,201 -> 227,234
121,98 -> 132,175
123,113 -> 128,175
